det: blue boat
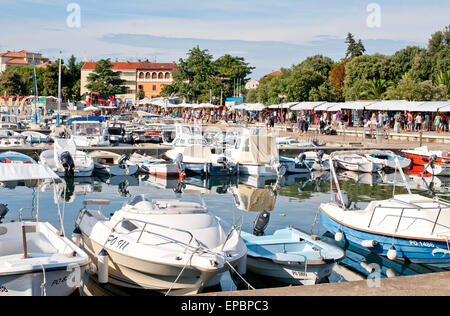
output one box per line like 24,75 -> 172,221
241,227 -> 345,285
66,116 -> 106,124
0,151 -> 37,164
321,150 -> 450,269
321,232 -> 444,279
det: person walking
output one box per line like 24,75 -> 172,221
435,113 -> 442,133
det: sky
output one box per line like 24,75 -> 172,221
0,0 -> 449,78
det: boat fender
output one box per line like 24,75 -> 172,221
361,240 -> 378,248
71,228 -> 81,247
253,211 -> 270,236
387,246 -> 398,261
335,230 -> 344,243
98,249 -> 109,284
386,268 -> 397,278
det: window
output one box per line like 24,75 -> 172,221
138,72 -> 145,79
165,72 -> 171,79
145,72 -> 151,79
152,85 -> 157,91
158,72 -> 163,79
152,72 -> 157,79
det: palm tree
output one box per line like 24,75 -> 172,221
361,78 -> 392,100
438,70 -> 450,97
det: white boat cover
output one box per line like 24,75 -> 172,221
238,134 -> 279,164
0,164 -> 59,181
291,102 -> 326,111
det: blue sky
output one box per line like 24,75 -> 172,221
0,0 -> 449,78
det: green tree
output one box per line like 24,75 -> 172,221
345,33 -> 366,59
85,59 -> 126,98
0,70 -> 26,95
438,70 -> 450,97
385,77 -> 447,101
360,78 -> 392,100
137,89 -> 145,100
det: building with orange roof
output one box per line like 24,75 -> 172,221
0,50 -> 49,72
81,60 -> 177,104
136,61 -> 177,99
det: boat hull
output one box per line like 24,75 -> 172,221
184,162 -> 238,177
246,256 -> 334,285
139,163 -> 180,178
80,233 -> 239,295
0,266 -> 86,296
320,209 -> 450,269
238,164 -> 278,177
94,163 -> 139,177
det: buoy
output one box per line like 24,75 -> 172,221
386,268 -> 397,278
98,249 -> 109,284
335,230 -> 344,243
360,262 -> 376,274
387,246 -> 398,261
71,228 -> 81,247
361,240 -> 378,248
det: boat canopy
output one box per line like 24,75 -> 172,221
237,131 -> 279,164
66,116 -> 106,124
0,164 -> 59,182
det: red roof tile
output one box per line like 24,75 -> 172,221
82,61 -> 141,70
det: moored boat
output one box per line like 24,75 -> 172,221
75,196 -> 247,295
334,153 -> 382,173
241,226 -> 345,285
88,151 -> 139,177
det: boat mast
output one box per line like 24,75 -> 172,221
32,56 -> 39,124
57,50 -> 62,126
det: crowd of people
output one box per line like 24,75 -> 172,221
139,103 -> 450,135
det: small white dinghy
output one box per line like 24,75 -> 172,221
334,153 -> 382,173
88,151 -> 139,177
0,164 -> 89,296
40,138 -> 94,178
241,220 -> 345,285
129,153 -> 180,179
365,153 -> 411,170
75,195 -> 247,295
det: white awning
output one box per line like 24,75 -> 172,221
410,101 -> 450,112
268,102 -> 299,109
366,100 -> 418,111
246,103 -> 267,111
314,103 -> 335,111
340,101 -> 376,110
291,102 -> 326,111
0,164 -> 60,182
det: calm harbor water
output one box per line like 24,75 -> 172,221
1,171 -> 448,295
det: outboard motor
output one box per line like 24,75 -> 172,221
59,151 -> 75,178
336,191 -> 352,209
0,204 -> 9,223
297,153 -> 306,167
253,211 -> 271,236
317,150 -> 325,165
118,154 -> 129,166
175,154 -> 186,179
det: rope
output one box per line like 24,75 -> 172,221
225,261 -> 255,291
165,247 -> 201,296
40,264 -> 47,297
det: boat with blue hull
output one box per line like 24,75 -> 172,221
0,152 -> 37,164
320,150 -> 450,269
321,232 -> 445,278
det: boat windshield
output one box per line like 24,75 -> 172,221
74,123 -> 101,136
128,195 -> 155,207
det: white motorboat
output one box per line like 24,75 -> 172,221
320,150 -> 450,269
88,151 -> 139,177
165,145 -> 237,176
0,164 -> 89,296
303,151 -> 331,171
0,130 -> 25,147
365,153 -> 411,170
226,129 -> 285,177
0,113 -> 20,130
129,153 -> 180,178
40,138 -> 94,177
75,196 -> 247,295
402,147 -> 450,176
21,131 -> 49,144
71,121 -> 110,147
334,153 -> 382,173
